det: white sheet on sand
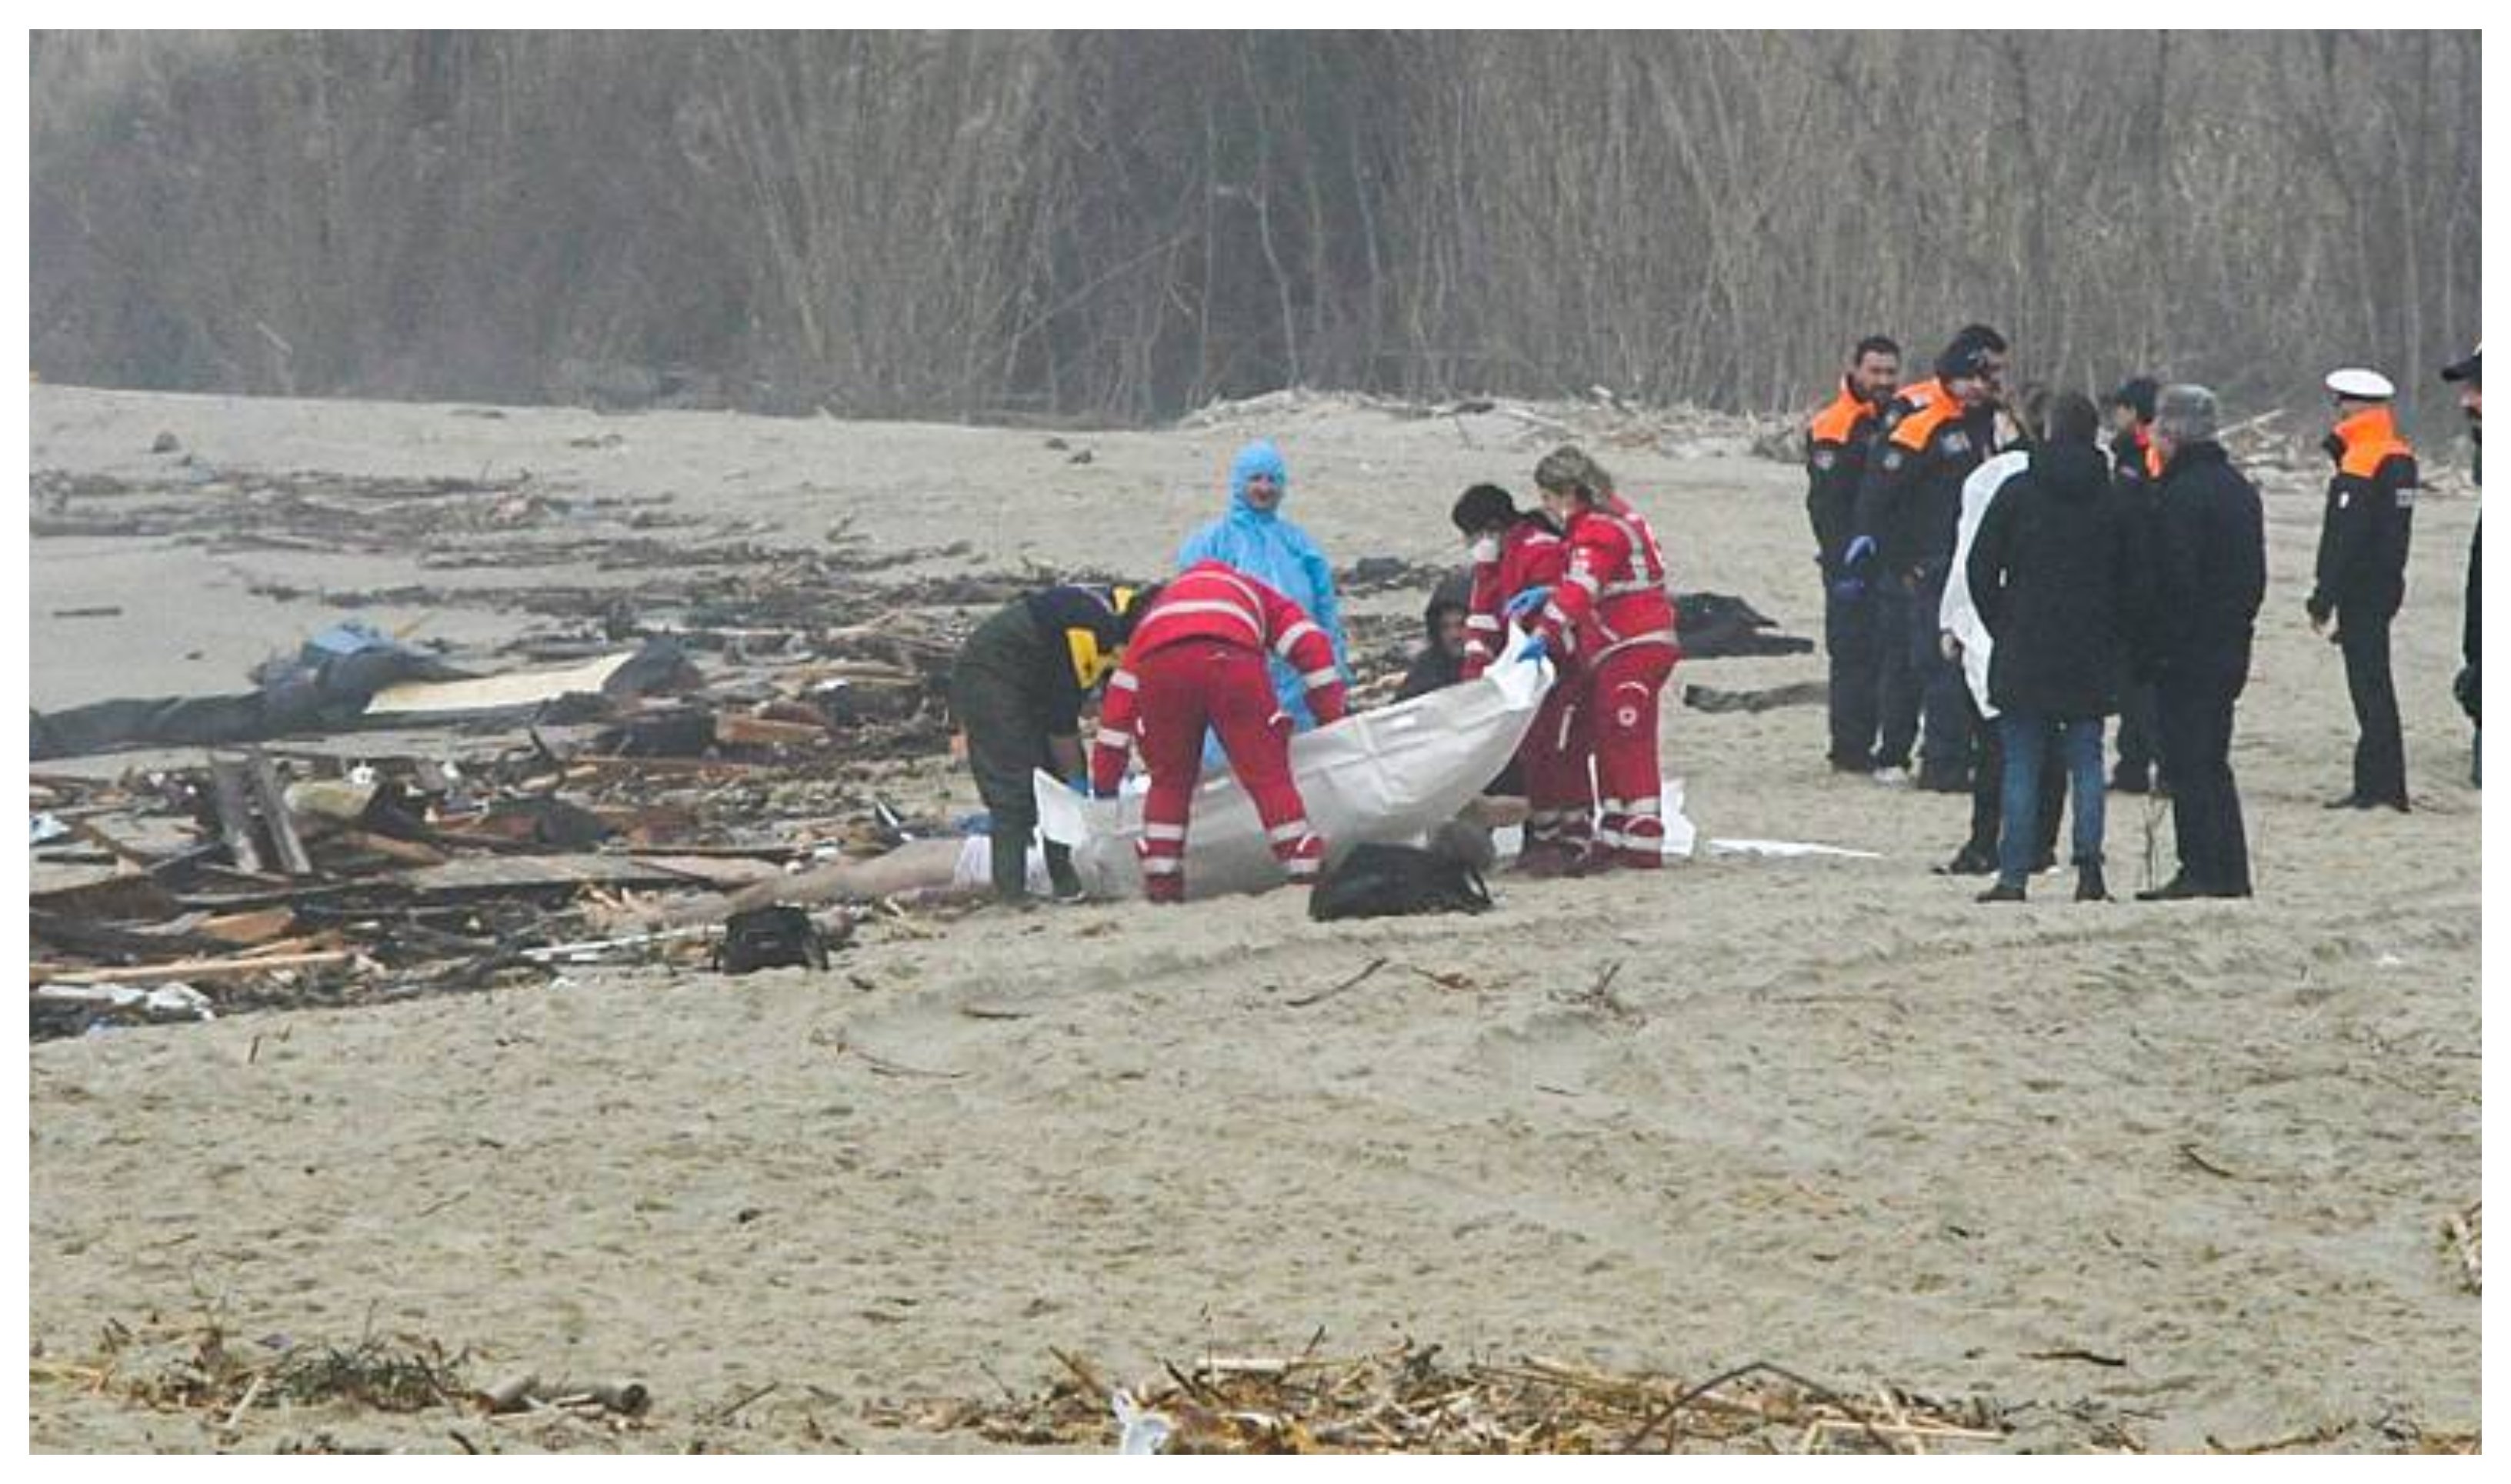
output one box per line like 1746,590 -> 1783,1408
1036,633 -> 1555,900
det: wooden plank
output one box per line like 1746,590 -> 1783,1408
714,713 -> 827,749
31,950 -> 353,986
363,651 -> 635,717
205,759 -> 265,875
390,853 -> 712,896
246,749 -> 314,876
195,907 -> 301,947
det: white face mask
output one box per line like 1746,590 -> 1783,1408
1468,536 -> 1500,563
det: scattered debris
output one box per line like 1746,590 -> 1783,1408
865,1342 -> 2012,1453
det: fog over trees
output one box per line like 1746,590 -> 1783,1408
30,32 -> 2483,431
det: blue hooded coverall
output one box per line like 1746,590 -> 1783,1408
1175,440 -> 1349,768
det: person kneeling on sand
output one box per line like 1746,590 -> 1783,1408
1088,561 -> 1349,902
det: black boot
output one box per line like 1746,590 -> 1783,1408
989,827 -> 1035,903
1043,841 -> 1085,903
2075,860 -> 2108,902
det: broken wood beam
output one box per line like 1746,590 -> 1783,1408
30,950 -> 354,987
247,749 -> 314,876
205,758 -> 266,875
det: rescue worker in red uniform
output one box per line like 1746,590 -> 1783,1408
1808,335 -> 1902,774
2309,367 -> 2419,812
1451,484 -> 1587,855
1088,561 -> 1349,902
1514,445 -> 1682,872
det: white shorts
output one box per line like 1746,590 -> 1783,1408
952,834 -> 1052,896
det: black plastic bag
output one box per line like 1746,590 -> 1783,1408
1307,842 -> 1494,922
714,905 -> 829,974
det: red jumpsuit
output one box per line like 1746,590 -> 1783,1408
1089,561 -> 1349,902
1462,515 -> 1590,854
1527,494 -> 1682,869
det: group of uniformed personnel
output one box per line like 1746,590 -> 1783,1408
1804,326 -> 2482,901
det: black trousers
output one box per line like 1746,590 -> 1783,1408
1870,582 -> 1922,771
2113,670 -> 2166,784
952,610 -> 1080,899
1823,582 -> 1882,768
2338,609 -> 2407,805
2156,663 -> 2251,894
1911,569 -> 1972,779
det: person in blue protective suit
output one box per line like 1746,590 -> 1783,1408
1175,440 -> 1349,765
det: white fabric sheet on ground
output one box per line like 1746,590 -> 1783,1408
1492,776 -> 1699,864
1037,639 -> 1552,900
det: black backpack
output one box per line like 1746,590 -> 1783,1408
1307,843 -> 1494,922
714,905 -> 830,974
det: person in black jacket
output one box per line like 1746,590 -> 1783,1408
2308,368 -> 2419,812
2103,376 -> 2169,795
1806,334 -> 1902,772
1397,589 -> 1472,701
2442,346 -> 2479,785
1965,392 -> 2150,903
1851,332 -> 1999,789
950,582 -> 1153,902
2136,385 -> 2266,901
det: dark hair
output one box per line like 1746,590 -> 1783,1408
2106,376 -> 2160,422
1952,322 -> 2009,354
2046,392 -> 2101,446
1450,483 -> 1518,535
1852,335 -> 1901,362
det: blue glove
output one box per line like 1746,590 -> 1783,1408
1841,535 -> 1877,572
1505,585 -> 1552,620
1518,634 -> 1551,666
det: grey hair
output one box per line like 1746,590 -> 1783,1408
1533,445 -> 1615,501
2154,383 -> 2219,443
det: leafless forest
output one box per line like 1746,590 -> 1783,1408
29,31 -> 2482,429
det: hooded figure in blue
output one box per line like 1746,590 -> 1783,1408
1177,439 -> 1349,765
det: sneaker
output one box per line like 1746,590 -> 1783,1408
1975,880 -> 2026,903
2135,875 -> 2209,902
1872,765 -> 1912,789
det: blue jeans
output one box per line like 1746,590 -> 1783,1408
1997,712 -> 2106,887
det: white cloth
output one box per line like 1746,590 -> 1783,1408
1940,449 -> 2030,720
1037,632 -> 1553,900
950,834 -> 1054,896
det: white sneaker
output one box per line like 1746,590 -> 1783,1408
1872,766 -> 1912,788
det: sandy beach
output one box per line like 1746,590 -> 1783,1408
24,383 -> 2481,1452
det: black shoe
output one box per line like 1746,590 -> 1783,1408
2108,767 -> 2149,795
2136,875 -> 2206,902
2031,850 -> 2059,875
1829,754 -> 1877,775
1935,844 -> 1997,876
1916,766 -> 1970,794
2323,792 -> 2376,810
1976,880 -> 2026,903
2075,862 -> 2109,902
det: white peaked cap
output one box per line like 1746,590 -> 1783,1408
2324,367 -> 2396,400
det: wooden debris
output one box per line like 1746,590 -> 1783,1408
865,1342 -> 2011,1454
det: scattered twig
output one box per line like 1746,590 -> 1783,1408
1288,957 -> 1389,1009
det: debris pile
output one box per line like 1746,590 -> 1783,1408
32,1309 -> 650,1447
865,1343 -> 2012,1454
